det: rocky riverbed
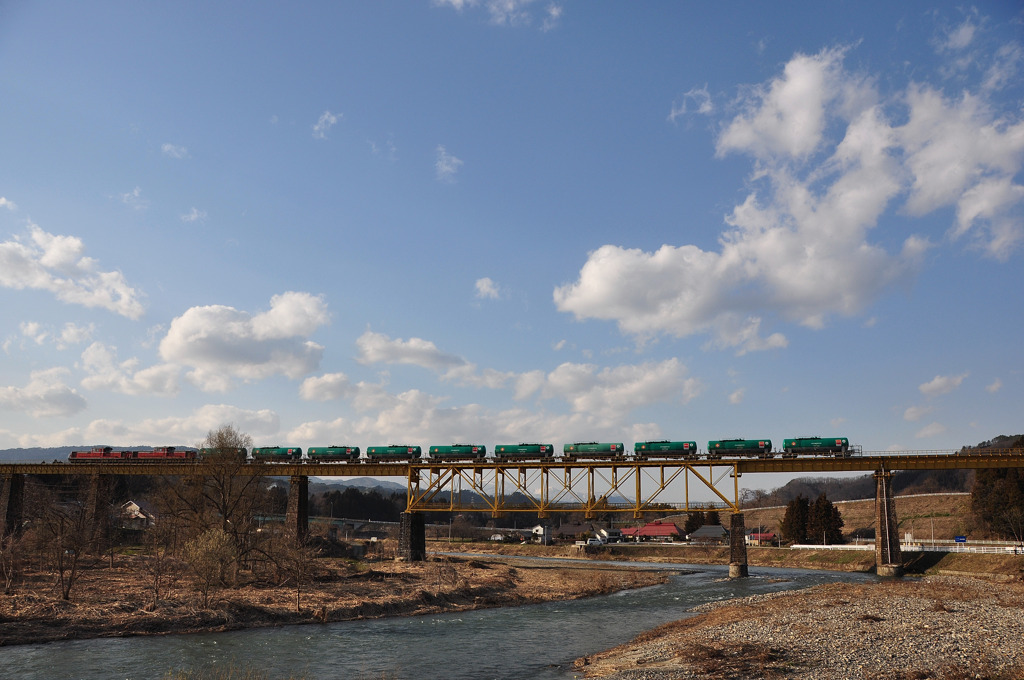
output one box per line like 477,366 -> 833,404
575,575 -> 1024,679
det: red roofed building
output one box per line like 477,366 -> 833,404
746,531 -> 777,546
620,520 -> 685,542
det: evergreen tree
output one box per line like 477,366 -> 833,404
972,466 -> 1024,539
705,509 -> 721,526
807,493 -> 844,544
779,495 -> 810,545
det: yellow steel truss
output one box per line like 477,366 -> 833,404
406,460 -> 742,518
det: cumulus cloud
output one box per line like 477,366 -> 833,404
79,342 -> 179,396
475,277 -> 500,299
312,111 -> 340,139
0,197 -> 16,211
0,224 -> 145,318
729,388 -> 745,405
915,422 -> 947,439
986,378 -> 1002,393
0,368 -> 87,417
556,42 -> 1023,349
435,145 -> 463,182
299,372 -> 355,402
356,330 -> 466,373
13,404 -> 281,448
903,405 -> 933,422
919,372 -> 968,397
159,292 -> 329,391
15,321 -> 94,351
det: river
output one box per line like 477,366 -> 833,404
2,560 -> 875,680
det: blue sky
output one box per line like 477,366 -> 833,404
1,2 -> 1022,481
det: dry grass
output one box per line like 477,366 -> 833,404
673,642 -> 793,679
0,547 -> 668,646
742,493 -> 973,542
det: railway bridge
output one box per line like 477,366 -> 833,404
2,449 -> 1022,577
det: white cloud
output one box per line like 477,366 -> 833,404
312,111 -> 340,139
181,208 -> 207,223
919,372 -> 968,397
540,3 -> 562,32
299,372 -> 355,402
13,404 -> 281,448
938,18 -> 977,52
556,42 -> 1024,349
903,405 -> 933,422
0,224 -> 145,319
159,292 -> 329,391
982,43 -> 1023,93
356,330 -> 466,372
434,0 -> 560,31
58,322 -> 95,350
0,197 -> 16,211
13,321 -> 94,350
0,368 -> 87,417
717,47 -> 849,161
19,321 -> 47,345
475,277 -> 500,299
728,388 -> 745,405
986,378 -> 1002,393
915,422 -> 947,439
435,145 -> 463,182
79,342 -> 179,396
433,0 -> 477,10
530,358 -> 702,422
668,85 -> 713,123
119,186 -> 147,210
161,143 -> 189,159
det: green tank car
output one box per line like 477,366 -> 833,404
365,445 -> 422,460
428,444 -> 487,459
251,446 -> 302,462
306,445 -> 361,462
563,442 -> 625,460
783,437 -> 849,456
494,443 -> 555,460
633,440 -> 699,459
707,439 -> 772,458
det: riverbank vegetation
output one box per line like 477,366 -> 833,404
0,548 -> 667,646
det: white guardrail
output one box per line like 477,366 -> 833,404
792,543 -> 1024,554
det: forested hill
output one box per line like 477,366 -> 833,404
0,446 -> 81,462
743,433 -> 1023,508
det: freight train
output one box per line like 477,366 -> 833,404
68,436 -> 854,464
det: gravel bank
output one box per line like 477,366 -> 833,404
575,576 -> 1024,679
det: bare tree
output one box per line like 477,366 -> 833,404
182,527 -> 235,608
140,522 -> 184,610
30,487 -> 89,600
155,425 -> 267,582
0,533 -> 23,594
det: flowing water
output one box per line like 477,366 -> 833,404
2,560 -> 874,680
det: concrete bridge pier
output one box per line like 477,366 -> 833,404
874,468 -> 903,577
84,474 -> 113,553
0,474 -> 25,538
728,512 -> 749,578
286,475 -> 309,541
399,511 -> 426,561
